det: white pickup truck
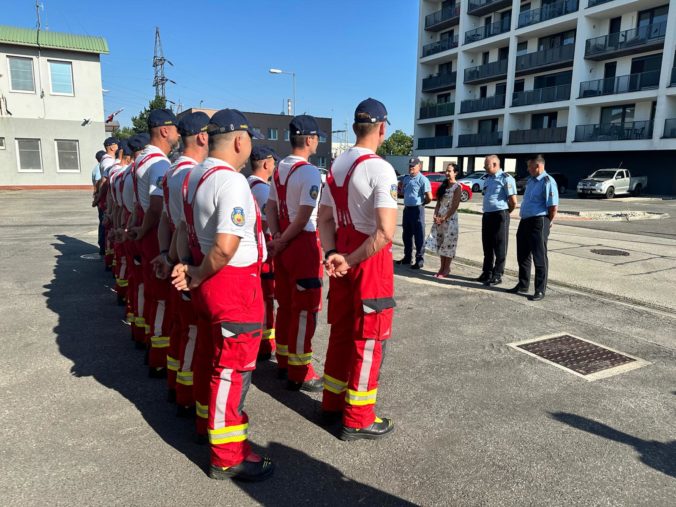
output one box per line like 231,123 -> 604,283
576,169 -> 648,199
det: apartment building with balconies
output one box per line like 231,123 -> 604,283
414,0 -> 676,193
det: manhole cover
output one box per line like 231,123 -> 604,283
508,334 -> 649,381
81,253 -> 102,260
590,248 -> 630,256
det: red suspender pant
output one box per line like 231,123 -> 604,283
165,286 -> 181,391
175,292 -> 198,409
129,210 -> 148,344
321,155 -> 396,428
259,236 -> 276,358
272,162 -> 323,381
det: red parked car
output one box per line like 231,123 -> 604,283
398,172 -> 472,202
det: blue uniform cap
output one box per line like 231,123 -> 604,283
289,115 -> 327,138
147,108 -> 179,130
409,157 -> 422,166
95,150 -> 105,162
250,146 -> 279,162
103,136 -> 119,147
354,98 -> 390,125
127,133 -> 149,152
178,111 -> 210,136
117,139 -> 130,155
208,109 -> 265,139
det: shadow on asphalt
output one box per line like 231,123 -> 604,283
550,412 -> 676,479
393,263 -> 512,294
48,235 -> 415,504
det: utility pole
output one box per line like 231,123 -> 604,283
152,27 -> 175,99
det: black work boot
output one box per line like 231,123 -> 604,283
340,417 -> 395,441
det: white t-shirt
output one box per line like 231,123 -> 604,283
268,155 -> 321,232
247,175 -> 270,226
121,166 -> 136,213
165,155 -> 198,227
107,164 -> 124,205
320,147 -> 398,236
186,157 -> 265,267
99,154 -> 116,178
134,145 -> 171,212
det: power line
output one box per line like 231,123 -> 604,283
152,27 -> 175,99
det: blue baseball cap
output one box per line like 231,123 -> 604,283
117,139 -> 130,155
354,98 -> 390,124
289,115 -> 327,137
147,108 -> 179,130
103,137 -> 119,147
95,150 -> 105,162
127,134 -> 149,152
409,157 -> 422,166
207,109 -> 264,139
250,146 -> 279,162
178,111 -> 210,136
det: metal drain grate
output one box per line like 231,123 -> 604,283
590,249 -> 630,257
509,334 -> 650,381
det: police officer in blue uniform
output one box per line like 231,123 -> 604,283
396,157 -> 432,269
479,155 -> 517,286
508,155 -> 559,301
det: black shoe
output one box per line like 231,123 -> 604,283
276,368 -> 288,380
194,433 -> 208,445
286,377 -> 324,393
208,457 -> 275,482
134,341 -> 146,350
319,410 -> 343,427
477,272 -> 491,283
167,389 -> 176,403
395,257 -> 412,266
105,265 -> 112,272
257,352 -> 272,361
507,285 -> 529,294
340,417 -> 395,441
529,291 -> 545,301
117,293 -> 126,306
148,367 -> 166,379
486,276 -> 502,286
411,260 -> 424,270
176,405 -> 195,418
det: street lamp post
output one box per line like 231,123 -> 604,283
269,68 -> 296,116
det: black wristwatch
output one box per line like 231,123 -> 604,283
324,249 -> 338,260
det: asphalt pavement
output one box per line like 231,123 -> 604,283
1,190 -> 674,506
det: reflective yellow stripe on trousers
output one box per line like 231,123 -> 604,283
323,374 -> 347,395
195,401 -> 208,419
166,355 -> 180,371
345,388 -> 378,406
208,423 -> 249,445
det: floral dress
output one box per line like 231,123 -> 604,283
425,183 -> 459,258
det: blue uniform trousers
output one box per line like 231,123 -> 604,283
402,205 -> 425,263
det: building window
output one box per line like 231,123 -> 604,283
284,129 -> 290,141
316,156 -> 327,168
49,60 -> 74,95
8,56 -> 35,92
319,135 -> 327,143
55,140 -> 80,172
16,139 -> 43,172
0,137 -> 5,150
268,128 -> 278,140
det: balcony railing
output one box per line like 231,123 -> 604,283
588,0 -> 614,7
420,102 -> 455,119
460,94 -> 506,114
664,119 -> 676,139
512,83 -> 571,107
422,72 -> 457,93
425,4 -> 461,31
579,70 -> 660,98
518,0 -> 578,28
418,136 -> 454,150
468,0 -> 512,17
574,121 -> 653,142
465,18 -> 511,44
458,131 -> 503,147
515,44 -> 575,75
422,36 -> 459,57
585,22 -> 667,60
464,59 -> 508,84
671,67 -> 676,86
509,127 -> 567,144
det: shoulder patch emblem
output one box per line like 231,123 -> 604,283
390,184 -> 398,200
156,176 -> 164,187
309,185 -> 319,200
231,207 -> 245,227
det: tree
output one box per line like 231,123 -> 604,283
130,95 -> 167,134
377,130 -> 413,157
114,126 -> 136,140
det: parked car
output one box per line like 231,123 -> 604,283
457,171 -> 488,193
517,172 -> 569,195
398,172 -> 473,202
576,169 -> 647,199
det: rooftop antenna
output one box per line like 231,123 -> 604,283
152,27 -> 175,99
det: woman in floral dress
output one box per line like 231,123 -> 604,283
426,163 -> 461,278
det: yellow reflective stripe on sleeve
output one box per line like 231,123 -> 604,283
150,336 -> 170,348
287,352 -> 313,366
195,402 -> 209,419
345,388 -> 378,406
323,374 -> 348,394
276,344 -> 289,356
166,355 -> 180,371
208,423 -> 249,445
176,371 -> 193,386
263,328 -> 275,340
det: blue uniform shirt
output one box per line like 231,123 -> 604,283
91,163 -> 101,185
520,171 -> 559,219
403,173 -> 431,206
482,170 -> 516,212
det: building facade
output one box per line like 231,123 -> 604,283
414,0 -> 676,193
178,108 -> 332,173
0,26 -> 109,188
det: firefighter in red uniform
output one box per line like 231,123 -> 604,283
172,108 -> 274,481
318,98 -> 398,440
247,146 -> 278,360
266,115 -> 325,391
127,109 -> 180,378
96,137 -> 120,271
151,111 -> 210,411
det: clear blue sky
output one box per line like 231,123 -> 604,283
4,0 -> 419,141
